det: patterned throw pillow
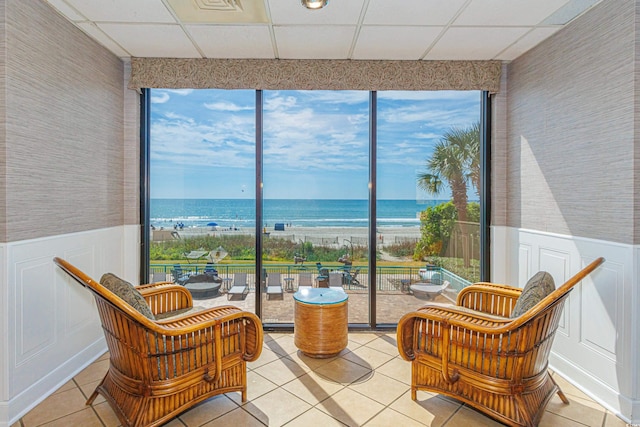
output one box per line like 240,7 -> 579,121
100,273 -> 155,320
510,271 -> 556,318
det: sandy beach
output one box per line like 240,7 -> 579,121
170,225 -> 421,247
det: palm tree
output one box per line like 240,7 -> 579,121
417,122 -> 479,222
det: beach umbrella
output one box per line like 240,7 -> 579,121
207,222 -> 218,227
208,246 -> 228,263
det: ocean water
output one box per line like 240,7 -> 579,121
150,199 -> 451,229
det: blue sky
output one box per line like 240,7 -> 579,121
150,89 -> 480,200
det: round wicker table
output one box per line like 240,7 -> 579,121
293,287 -> 348,358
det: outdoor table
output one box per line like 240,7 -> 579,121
293,287 -> 348,358
410,282 -> 449,300
284,277 -> 295,292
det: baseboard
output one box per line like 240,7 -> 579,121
4,337 -> 106,426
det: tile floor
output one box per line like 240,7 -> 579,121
13,332 -> 629,427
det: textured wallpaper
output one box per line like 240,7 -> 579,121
504,0 -> 635,244
129,58 -> 502,92
3,1 -> 125,242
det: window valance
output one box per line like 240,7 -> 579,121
128,58 -> 501,93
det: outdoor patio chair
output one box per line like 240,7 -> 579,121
299,272 -> 313,287
397,257 -> 605,427
227,272 -> 249,300
151,271 -> 168,283
328,272 -> 343,287
343,267 -> 361,287
266,271 -> 283,300
53,257 -> 263,427
171,264 -> 190,285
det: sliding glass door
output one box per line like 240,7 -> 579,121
261,90 -> 370,324
145,88 -> 485,328
375,91 -> 481,323
148,89 -> 257,310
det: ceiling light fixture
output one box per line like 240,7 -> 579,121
301,0 -> 328,10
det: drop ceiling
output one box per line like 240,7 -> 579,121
45,0 -> 603,61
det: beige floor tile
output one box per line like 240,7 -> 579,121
22,387 -> 88,426
347,332 -> 380,346
77,379 -> 104,404
348,371 -> 409,406
252,356 -> 308,386
373,356 -> 411,385
363,335 -> 399,356
98,351 -> 110,361
553,373 -> 601,403
248,347 -> 283,370
179,394 -> 238,427
37,407 -> 103,427
281,371 -> 345,405
604,412 -> 629,426
200,407 -> 264,426
93,401 -> 121,427
389,391 -> 459,427
73,359 -> 109,386
539,411 -> 589,427
286,349 -> 336,371
364,407 -> 428,427
317,387 -> 385,426
283,407 -> 346,426
266,334 -> 299,357
227,370 -> 279,405
342,345 -> 395,370
163,419 -> 187,427
52,380 -> 76,395
545,394 -> 606,426
242,387 -> 311,426
314,358 -> 372,385
445,406 -> 504,427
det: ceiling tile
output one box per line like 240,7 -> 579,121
541,0 -> 602,25
187,25 -> 275,58
97,24 -> 201,58
77,22 -> 131,57
353,26 -> 442,60
274,26 -> 356,59
496,27 -> 560,60
65,0 -> 176,23
454,0 -> 571,26
167,0 -> 268,23
363,0 -> 467,26
425,27 -> 530,60
268,0 -> 365,25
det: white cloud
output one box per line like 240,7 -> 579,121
166,89 -> 194,96
151,92 -> 170,104
378,90 -> 479,102
204,101 -> 253,112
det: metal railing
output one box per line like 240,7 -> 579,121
150,262 -> 472,293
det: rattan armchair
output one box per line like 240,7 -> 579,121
397,257 -> 605,427
54,257 -> 263,427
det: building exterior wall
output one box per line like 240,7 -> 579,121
496,0 -> 640,422
0,1 -> 138,425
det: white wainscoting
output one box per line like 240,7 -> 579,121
0,243 -> 7,425
0,225 -> 140,427
492,225 -> 639,424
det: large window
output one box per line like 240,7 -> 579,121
145,88 -> 485,328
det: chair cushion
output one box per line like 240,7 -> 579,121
100,273 -> 156,320
510,271 -> 555,318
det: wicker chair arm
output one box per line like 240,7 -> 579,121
156,306 -> 263,361
136,282 -> 194,316
456,283 -> 522,317
397,304 -> 512,360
